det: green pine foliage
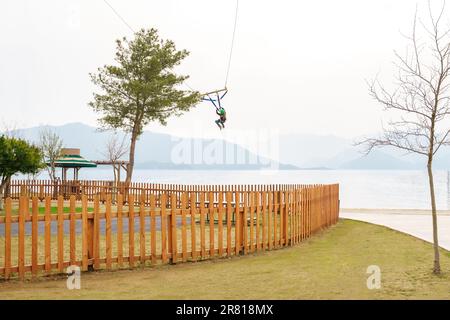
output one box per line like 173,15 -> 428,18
89,28 -> 201,182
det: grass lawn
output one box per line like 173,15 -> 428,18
0,205 -> 94,216
0,219 -> 449,299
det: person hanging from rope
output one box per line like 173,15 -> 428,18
203,88 -> 228,130
215,105 -> 227,130
189,0 -> 238,130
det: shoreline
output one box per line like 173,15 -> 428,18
341,208 -> 450,216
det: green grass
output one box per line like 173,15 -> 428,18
0,206 -> 94,216
0,219 -> 449,299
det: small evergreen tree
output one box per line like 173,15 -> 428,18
89,28 -> 201,183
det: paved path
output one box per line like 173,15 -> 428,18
340,211 -> 450,251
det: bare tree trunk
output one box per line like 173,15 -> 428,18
112,163 -> 118,203
113,163 -> 117,186
53,178 -> 59,199
427,159 -> 441,274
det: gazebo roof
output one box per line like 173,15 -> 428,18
52,153 -> 97,168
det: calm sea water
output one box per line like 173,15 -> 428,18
28,169 -> 450,210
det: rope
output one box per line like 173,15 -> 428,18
103,0 -> 136,33
224,0 -> 239,88
184,82 -> 195,91
102,0 -> 240,92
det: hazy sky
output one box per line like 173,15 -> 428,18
0,0 -> 446,139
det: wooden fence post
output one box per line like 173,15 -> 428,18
87,210 -> 94,271
161,193 -> 168,264
57,196 -> 64,273
170,193 -> 178,264
129,194 -> 135,268
18,196 -> 26,280
31,197 -> 39,278
226,191 -> 232,257
181,192 -> 188,262
81,195 -> 89,271
190,192 -> 197,262
209,191 -> 215,258
167,193 -> 173,261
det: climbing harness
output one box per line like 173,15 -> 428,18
202,88 -> 229,129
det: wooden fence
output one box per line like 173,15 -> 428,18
6,180 -> 338,206
0,183 -> 339,280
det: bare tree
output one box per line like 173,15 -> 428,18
101,133 -> 129,186
39,129 -> 63,182
359,2 -> 450,274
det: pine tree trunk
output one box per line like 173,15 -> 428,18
126,133 -> 137,184
427,160 -> 441,274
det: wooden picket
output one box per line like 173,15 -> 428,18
106,195 -> 112,270
226,191 -> 232,257
209,192 -> 215,258
44,196 -> 51,273
200,192 -> 206,259
117,193 -> 124,267
139,193 -> 145,265
160,194 -> 167,264
128,194 -> 135,267
69,196 -> 76,266
150,194 -> 157,265
190,192 -> 197,261
218,191 -> 224,257
81,195 -> 88,271
4,198 -> 11,279
181,193 -> 188,262
31,197 -> 38,277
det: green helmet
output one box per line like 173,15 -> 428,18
218,108 -> 225,115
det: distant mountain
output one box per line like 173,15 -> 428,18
10,123 -> 299,170
7,122 -> 450,170
338,150 -> 416,170
321,148 -> 362,168
135,161 -> 300,170
279,133 -> 352,167
279,132 -> 450,170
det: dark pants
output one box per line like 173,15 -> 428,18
215,117 -> 226,128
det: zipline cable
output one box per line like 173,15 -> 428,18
102,0 -> 199,93
102,0 -> 239,93
103,0 -> 136,33
224,0 -> 239,88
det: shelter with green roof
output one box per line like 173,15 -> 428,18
52,148 -> 97,181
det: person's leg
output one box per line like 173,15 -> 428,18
215,119 -> 222,129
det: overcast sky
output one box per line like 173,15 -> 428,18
0,0 -> 447,140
